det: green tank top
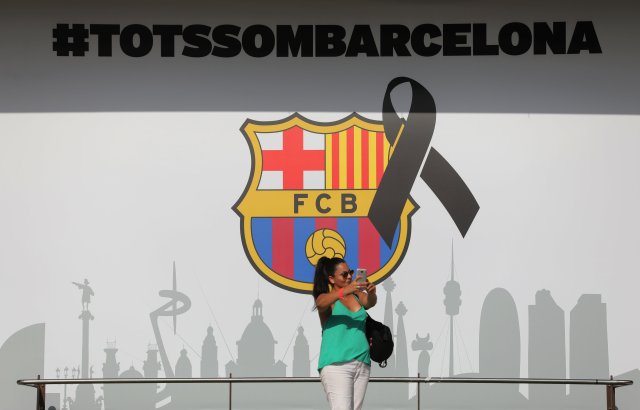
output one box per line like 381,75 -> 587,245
317,299 -> 371,371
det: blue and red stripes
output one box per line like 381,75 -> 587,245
251,217 -> 400,283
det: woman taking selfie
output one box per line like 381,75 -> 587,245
313,256 -> 377,410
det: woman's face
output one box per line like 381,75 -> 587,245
329,262 -> 353,288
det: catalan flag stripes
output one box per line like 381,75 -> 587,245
325,127 -> 390,189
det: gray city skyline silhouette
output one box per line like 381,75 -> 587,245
1,258 -> 638,410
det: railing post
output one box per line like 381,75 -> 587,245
606,375 -> 616,410
228,373 -> 232,410
36,375 -> 45,410
417,373 -> 421,410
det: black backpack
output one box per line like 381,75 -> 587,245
365,314 -> 394,367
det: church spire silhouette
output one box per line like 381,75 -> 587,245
201,325 -> 219,377
395,302 -> 409,378
292,327 -> 310,377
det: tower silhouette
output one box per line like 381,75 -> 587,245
395,302 -> 410,399
395,302 -> 409,379
143,344 -> 161,378
101,341 -> 119,410
443,243 -> 461,376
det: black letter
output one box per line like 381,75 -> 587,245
276,25 -> 313,57
243,25 -> 275,57
153,25 -> 182,57
316,193 -> 331,214
533,22 -> 566,54
473,24 -> 499,56
341,194 -> 357,213
315,25 -> 346,57
380,25 -> 411,56
294,194 -> 308,214
182,25 -> 212,57
499,22 -> 532,56
443,24 -> 471,56
212,25 -> 241,57
120,24 -> 154,57
411,24 -> 441,57
346,25 -> 379,57
568,21 -> 602,54
90,24 -> 120,57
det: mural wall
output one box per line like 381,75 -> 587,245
1,0 -> 639,409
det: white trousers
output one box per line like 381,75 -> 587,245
319,360 -> 371,410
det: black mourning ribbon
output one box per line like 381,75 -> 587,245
368,77 -> 480,247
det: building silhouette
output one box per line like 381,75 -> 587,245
175,349 -> 192,377
168,329 -> 227,410
0,324 -> 46,410
480,288 -> 520,379
102,344 -> 157,410
424,288 -> 527,409
21,263 -> 628,410
224,298 -> 292,409
569,294 -> 609,408
528,289 -> 566,407
226,299 -> 286,377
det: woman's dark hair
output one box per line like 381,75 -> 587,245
312,256 -> 346,300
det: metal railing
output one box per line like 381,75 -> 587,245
17,375 -> 633,410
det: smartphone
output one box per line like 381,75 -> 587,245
355,268 -> 367,283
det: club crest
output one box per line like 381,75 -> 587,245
233,113 -> 417,294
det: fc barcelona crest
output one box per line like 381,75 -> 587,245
234,78 -> 480,294
233,113 -> 417,293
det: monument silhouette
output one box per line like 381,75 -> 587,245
70,279 -> 101,410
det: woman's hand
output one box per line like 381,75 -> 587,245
365,281 -> 376,295
357,280 -> 377,309
344,281 -> 367,296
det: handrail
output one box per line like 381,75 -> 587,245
16,376 -> 633,386
17,375 -> 633,410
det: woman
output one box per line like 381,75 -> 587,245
313,256 -> 377,410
